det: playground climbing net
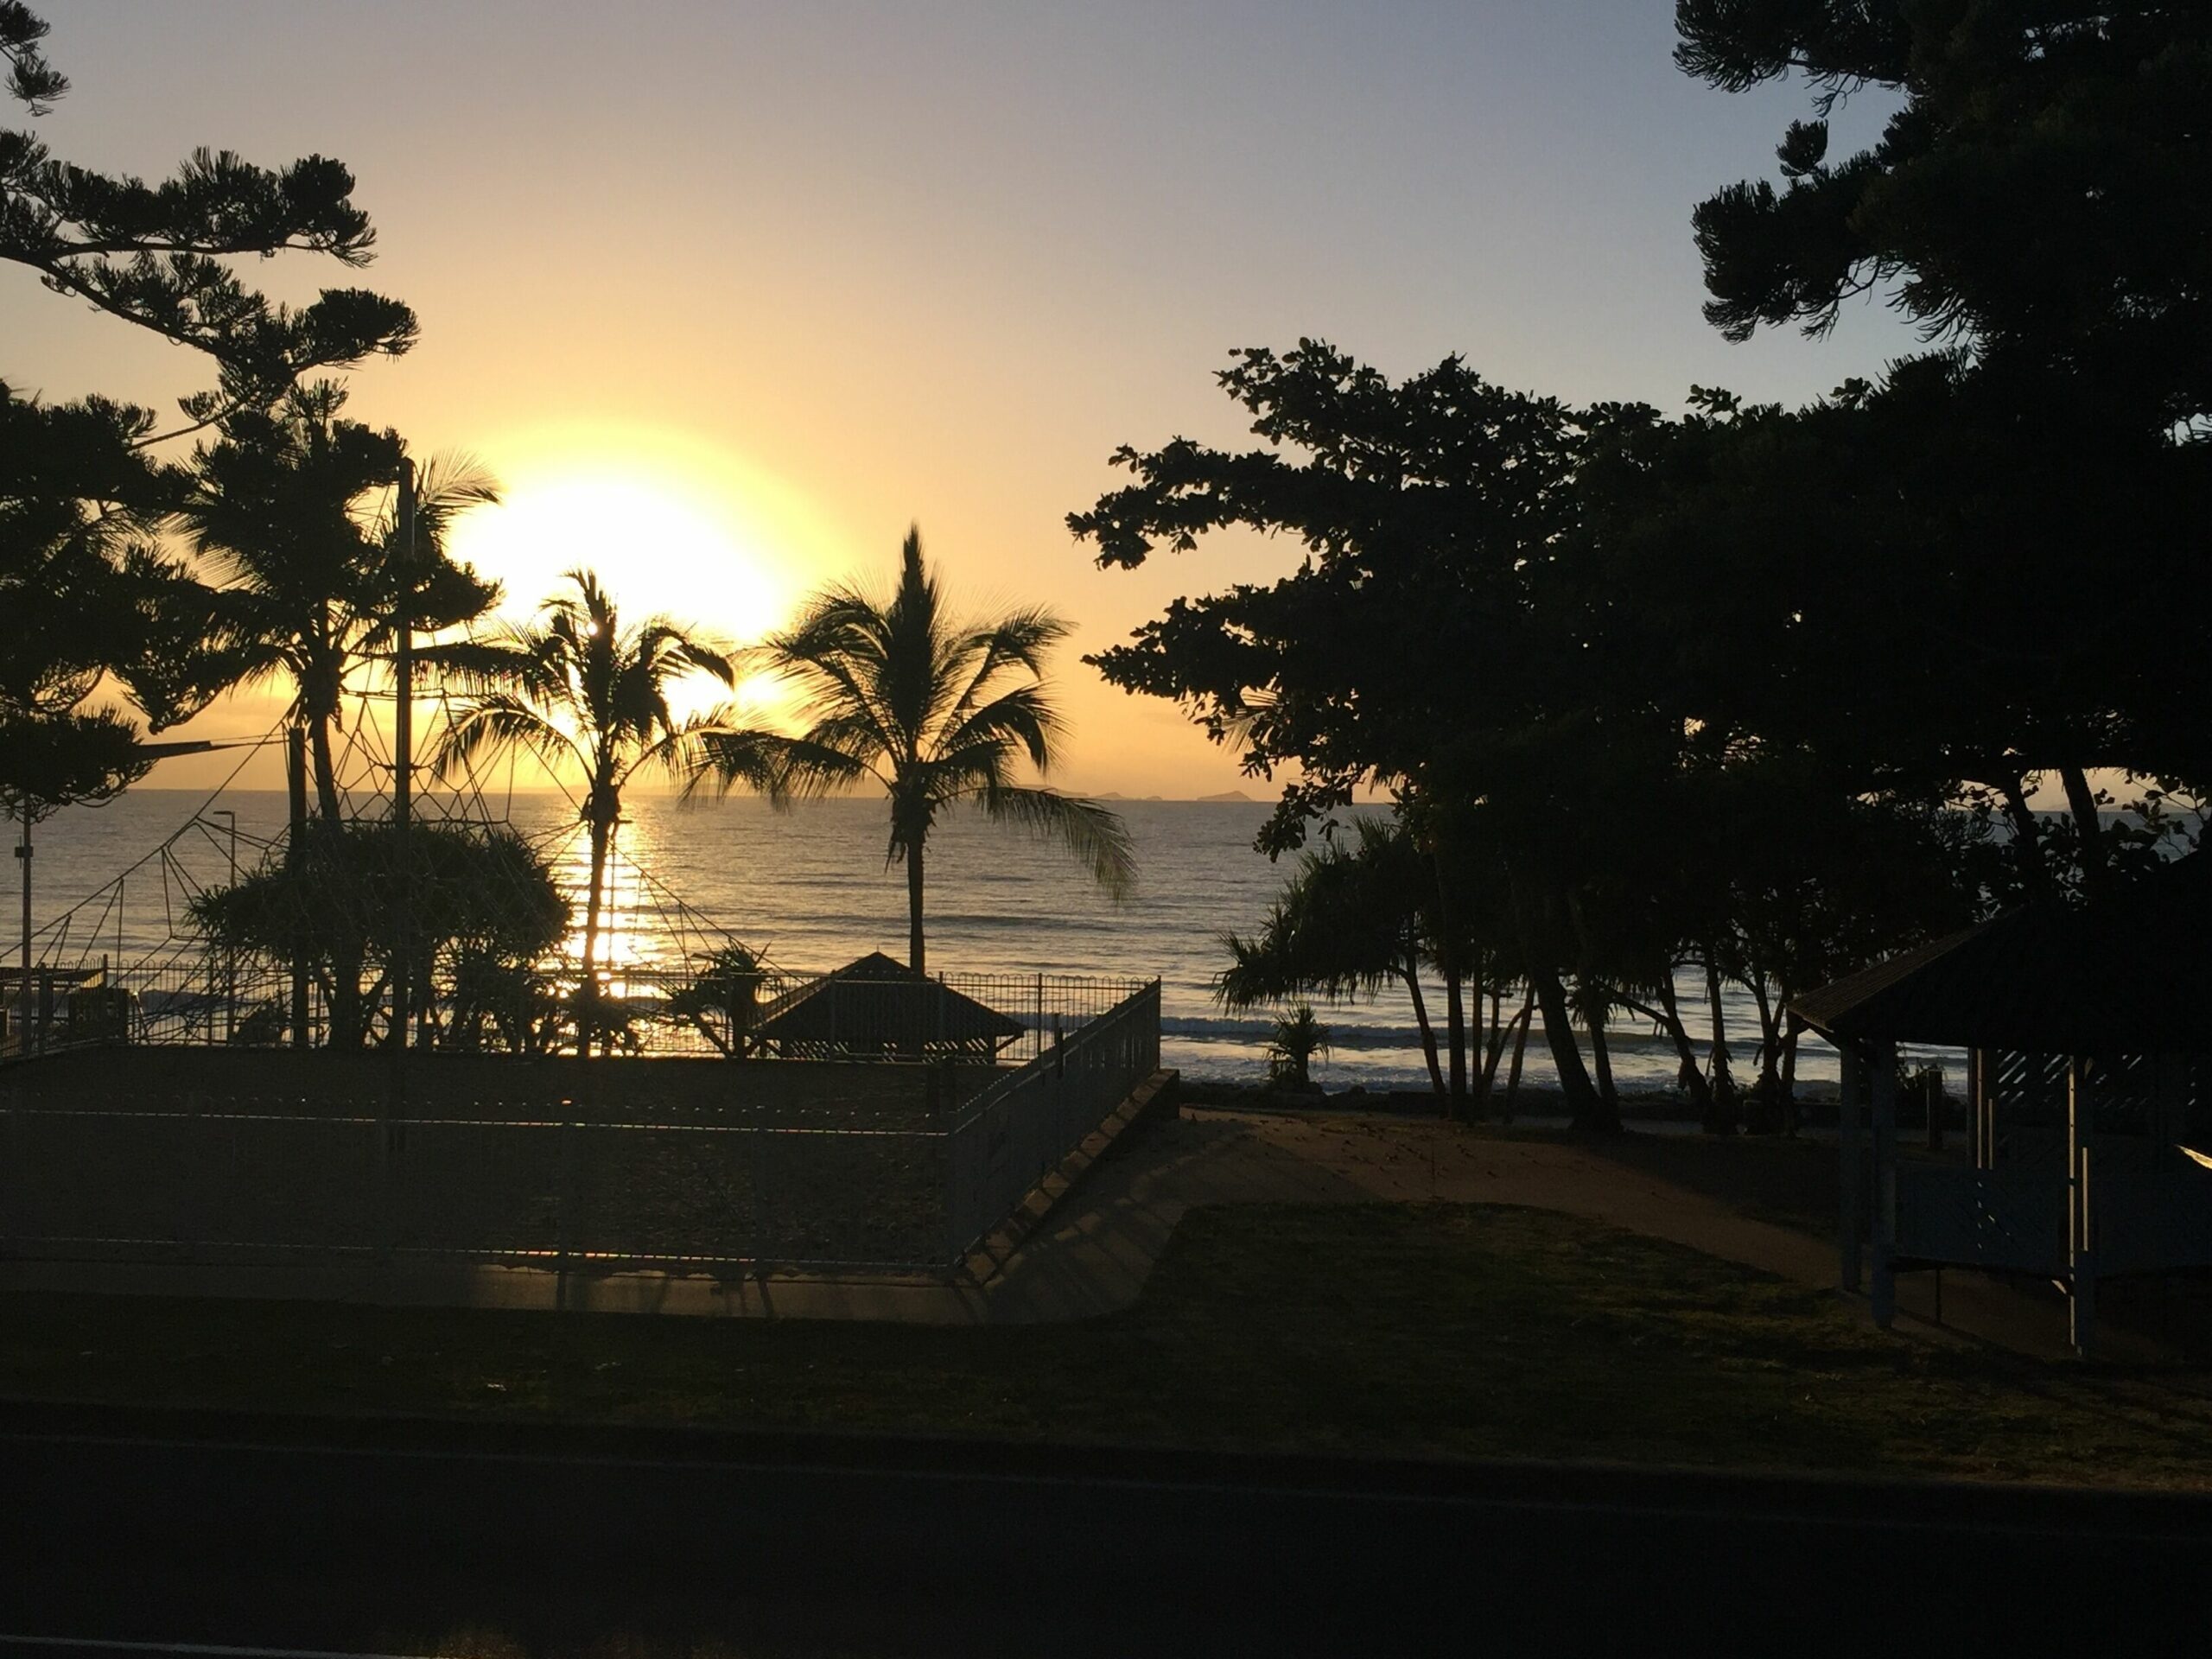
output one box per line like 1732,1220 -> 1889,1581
9,683 -> 781,1059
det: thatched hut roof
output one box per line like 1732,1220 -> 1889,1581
752,952 -> 1022,1055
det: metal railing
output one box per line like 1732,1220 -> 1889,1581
3,957 -> 1150,1067
941,980 -> 1162,1263
0,978 -> 1166,1278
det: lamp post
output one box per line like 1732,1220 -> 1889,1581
213,809 -> 237,1043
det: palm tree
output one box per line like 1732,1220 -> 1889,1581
431,570 -> 735,1051
179,382 -> 499,1047
690,525 -> 1134,976
181,381 -> 500,828
1216,816 -> 1449,1097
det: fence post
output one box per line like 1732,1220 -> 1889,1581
1838,1042 -> 1864,1293
2068,1054 -> 2095,1358
1870,1039 -> 1897,1329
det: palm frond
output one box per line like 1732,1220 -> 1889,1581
685,729 -> 875,803
972,785 -> 1136,900
934,682 -> 1065,776
432,694 -> 580,784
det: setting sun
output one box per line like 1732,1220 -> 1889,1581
448,465 -> 791,651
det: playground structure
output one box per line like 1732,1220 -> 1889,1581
1798,854 -> 2212,1356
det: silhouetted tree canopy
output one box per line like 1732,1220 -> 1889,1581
1073,341 -> 1995,1128
1678,0 -> 2212,435
2,3 -> 417,818
1,3 -> 416,436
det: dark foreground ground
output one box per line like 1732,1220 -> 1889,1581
9,1202 -> 2212,1484
6,1197 -> 2210,1650
3,1406 -> 2209,1655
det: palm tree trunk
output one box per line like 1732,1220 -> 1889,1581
286,722 -> 311,1048
1429,850 -> 1466,1105
581,817 -> 612,1056
906,835 -> 927,977
1401,942 -> 1446,1097
1466,959 -> 1488,1116
1780,1011 -> 1802,1135
310,715 -> 343,826
1585,1001 -> 1618,1109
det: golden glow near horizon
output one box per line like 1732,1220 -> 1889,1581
448,428 -> 818,647
442,426 -> 844,743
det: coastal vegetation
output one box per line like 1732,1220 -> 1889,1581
431,571 -> 738,1052
1071,3 -> 2212,1128
6,0 -> 2207,1109
689,526 -> 1135,977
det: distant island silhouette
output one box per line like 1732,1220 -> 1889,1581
1090,790 -> 1250,802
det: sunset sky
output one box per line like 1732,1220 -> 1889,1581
4,1 -> 1919,798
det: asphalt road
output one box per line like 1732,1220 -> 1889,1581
3,1407 -> 2204,1655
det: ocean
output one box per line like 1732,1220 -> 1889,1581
18,788 -> 1891,1096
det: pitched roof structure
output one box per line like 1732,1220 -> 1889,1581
1791,852 -> 2212,1054
751,951 -> 1023,1055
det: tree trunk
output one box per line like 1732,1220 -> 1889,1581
1402,942 -> 1446,1097
1747,974 -> 1780,1091
1583,988 -> 1618,1113
1655,974 -> 1713,1118
581,815 -> 612,1057
1533,967 -> 1610,1131
1780,1014 -> 1802,1135
1465,960 -> 1489,1116
1442,955 -> 1468,1108
906,834 -> 927,977
1479,988 -> 1508,1093
2058,761 -> 2107,896
1501,992 -> 1534,1118
286,722 -> 311,1048
309,712 -> 344,827
1703,950 -> 1738,1135
1430,849 -> 1466,1107
1485,993 -> 1531,1096
1998,771 -> 2054,899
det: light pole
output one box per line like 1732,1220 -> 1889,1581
213,809 -> 238,1043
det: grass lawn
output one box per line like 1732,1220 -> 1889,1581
5,1202 -> 2210,1489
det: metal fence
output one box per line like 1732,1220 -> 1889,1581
942,980 -> 1163,1263
0,980 -> 1165,1279
6,957 -> 1147,1068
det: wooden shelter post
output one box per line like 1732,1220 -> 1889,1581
1870,1039 -> 1897,1329
1981,1052 -> 1999,1167
1838,1042 -> 1864,1293
2067,1053 -> 2096,1358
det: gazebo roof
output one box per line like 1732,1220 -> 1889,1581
752,952 -> 1023,1048
1791,852 -> 2212,1055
